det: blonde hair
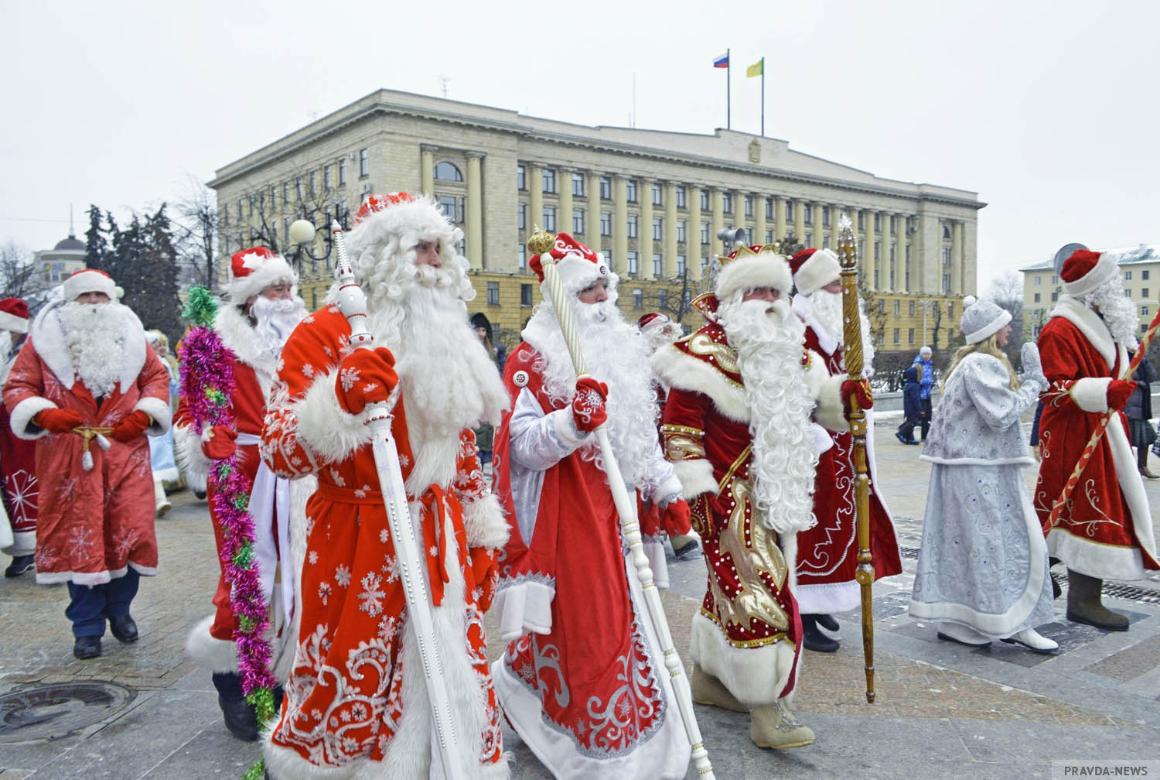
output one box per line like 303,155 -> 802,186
944,332 -> 1019,390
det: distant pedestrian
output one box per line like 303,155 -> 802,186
470,312 -> 500,465
914,345 -> 935,440
896,364 -> 922,445
1125,351 -> 1157,479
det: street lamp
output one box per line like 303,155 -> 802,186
287,206 -> 350,274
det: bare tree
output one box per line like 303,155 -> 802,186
173,178 -> 218,287
0,242 -> 40,300
986,270 -> 1025,361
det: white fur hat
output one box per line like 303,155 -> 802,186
63,269 -> 120,301
715,244 -> 792,302
528,230 -> 614,295
788,248 -> 841,297
960,296 -> 1011,345
226,246 -> 296,303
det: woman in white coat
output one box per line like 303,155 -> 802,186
909,297 -> 1058,653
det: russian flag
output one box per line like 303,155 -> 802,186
713,52 -> 729,69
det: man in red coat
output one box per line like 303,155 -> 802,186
4,270 -> 171,660
788,248 -> 902,652
1036,248 -> 1159,630
492,232 -> 693,777
259,194 -> 511,778
0,297 -> 38,577
653,244 -> 868,750
175,246 -> 308,741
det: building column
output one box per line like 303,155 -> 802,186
664,181 -> 678,277
639,178 -> 654,279
613,175 -> 628,274
465,152 -> 483,269
754,193 -> 767,245
962,219 -> 978,296
420,146 -> 435,197
710,188 -> 725,258
896,212 -> 907,292
860,209 -> 874,290
793,198 -> 805,243
586,171 -> 602,252
774,196 -> 787,242
952,220 -> 964,295
688,186 -> 703,281
865,210 -> 879,291
558,167 -> 573,241
529,165 -> 543,235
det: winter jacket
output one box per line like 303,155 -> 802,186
902,365 -> 922,423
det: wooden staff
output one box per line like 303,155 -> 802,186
1046,305 -> 1160,529
529,230 -> 716,779
835,214 -> 876,703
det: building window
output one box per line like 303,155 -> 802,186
323,165 -> 332,190
1142,305 -> 1150,316
338,158 -> 347,185
359,148 -> 369,177
633,288 -> 644,309
521,284 -> 533,306
601,211 -> 612,236
518,203 -> 527,231
877,299 -> 885,314
766,230 -> 774,243
434,161 -> 463,182
626,179 -> 638,203
653,254 -> 662,276
542,168 -> 556,194
1051,291 -> 1059,302
653,218 -> 663,241
804,204 -> 813,225
700,191 -> 710,211
436,195 -> 460,223
744,195 -> 753,218
908,327 -> 915,344
893,300 -> 901,316
1144,270 -> 1151,280
908,301 -> 916,316
1143,287 -> 1151,299
517,164 -> 526,191
517,245 -> 526,270
677,220 -> 687,243
309,170 -> 317,195
295,177 -> 303,200
676,186 -> 687,209
573,208 -> 585,235
765,198 -> 773,220
1034,276 -> 1041,286
600,176 -> 612,200
947,301 -> 955,317
677,255 -> 686,275
282,182 -> 289,204
943,274 -> 951,294
785,201 -> 795,221
627,250 -> 639,275
823,206 -> 831,227
1124,270 -> 1132,280
659,289 -> 669,310
487,281 -> 500,305
1034,292 -> 1041,302
652,183 -> 663,206
723,193 -> 733,214
543,206 -> 556,232
701,222 -> 710,245
857,212 -> 864,230
943,223 -> 952,240
893,328 -> 900,345
874,242 -> 881,261
874,213 -> 881,231
627,214 -> 638,239
890,215 -> 898,231
572,173 -> 585,197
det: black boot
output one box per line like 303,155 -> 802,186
816,614 -> 839,632
73,636 -> 101,660
802,615 -> 839,653
212,672 -> 260,741
1066,570 -> 1128,631
4,554 -> 34,578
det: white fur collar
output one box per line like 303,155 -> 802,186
29,301 -> 146,391
214,304 -> 278,387
1050,295 -> 1125,370
792,294 -> 839,355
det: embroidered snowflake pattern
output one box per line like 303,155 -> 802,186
68,525 -> 96,557
3,470 -> 37,523
318,581 -> 332,605
382,554 -> 399,584
354,484 -> 371,499
308,550 -> 319,565
397,453 -> 410,469
334,564 -> 352,588
302,363 -> 316,379
378,529 -> 389,544
358,571 -> 386,617
339,367 -> 360,392
377,615 -> 399,643
329,468 -> 347,487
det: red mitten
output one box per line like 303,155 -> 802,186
571,377 -> 608,432
841,378 -> 874,414
661,498 -> 693,536
1107,379 -> 1137,411
335,347 -> 398,415
35,407 -> 85,434
202,425 -> 238,459
110,410 -> 151,443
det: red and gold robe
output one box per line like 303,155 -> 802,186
0,345 -> 38,556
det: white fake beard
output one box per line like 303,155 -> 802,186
1084,276 -> 1139,347
251,295 -> 308,359
807,289 -> 875,371
718,295 -> 818,534
58,302 -> 128,397
526,298 -> 660,490
644,324 -> 683,354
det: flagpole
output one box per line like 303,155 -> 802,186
760,57 -> 765,136
726,47 -> 731,130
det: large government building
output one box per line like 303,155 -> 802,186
209,89 -> 984,355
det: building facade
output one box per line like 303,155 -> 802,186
32,233 -> 86,291
209,89 -> 983,353
1022,244 -> 1160,339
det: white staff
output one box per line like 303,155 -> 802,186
529,230 -> 716,779
326,220 -> 466,780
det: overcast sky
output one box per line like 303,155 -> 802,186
4,0 -> 1157,290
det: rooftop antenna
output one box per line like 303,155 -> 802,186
437,75 -> 450,98
631,72 -> 637,128
69,203 -> 75,237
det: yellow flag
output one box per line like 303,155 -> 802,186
746,58 -> 764,78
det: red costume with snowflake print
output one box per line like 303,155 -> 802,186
258,304 -> 507,777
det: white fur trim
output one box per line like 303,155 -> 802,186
1050,296 -> 1120,370
292,368 -> 371,465
1063,252 -> 1119,297
651,341 -> 750,422
716,251 -> 792,302
792,294 -> 838,355
2,530 -> 34,557
9,396 -> 57,441
689,611 -> 796,707
0,311 -> 29,333
494,579 -> 556,640
795,581 -> 860,614
812,367 -> 848,434
653,471 -> 683,505
185,615 -> 238,673
28,301 -> 147,392
781,531 -> 799,594
965,308 -> 1011,345
461,492 -> 510,550
134,396 -> 171,435
673,458 -> 717,499
214,304 -> 278,384
226,253 -> 296,304
1070,377 -> 1112,413
174,423 -> 210,487
548,406 -> 591,451
537,253 -> 614,298
62,270 -> 117,302
792,249 -> 840,297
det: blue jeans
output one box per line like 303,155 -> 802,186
65,568 -> 140,638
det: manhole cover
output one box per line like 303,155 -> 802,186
0,681 -> 135,743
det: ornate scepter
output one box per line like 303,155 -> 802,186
836,214 -> 876,704
528,229 -> 716,779
325,221 -> 467,780
1046,305 -> 1160,529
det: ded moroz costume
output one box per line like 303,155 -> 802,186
258,193 -> 511,777
0,297 -> 39,577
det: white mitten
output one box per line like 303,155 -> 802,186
1021,342 -> 1047,388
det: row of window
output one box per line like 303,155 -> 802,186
228,149 -> 371,224
1035,269 -> 1153,286
878,299 -> 957,318
481,279 -> 691,313
889,327 -> 956,346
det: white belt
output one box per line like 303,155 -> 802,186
236,433 -> 295,625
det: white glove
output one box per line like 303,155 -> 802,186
1021,342 -> 1047,388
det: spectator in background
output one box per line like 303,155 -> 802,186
896,365 -> 922,445
1126,350 -> 1157,479
914,345 -> 935,440
145,331 -> 179,516
470,312 -> 501,465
